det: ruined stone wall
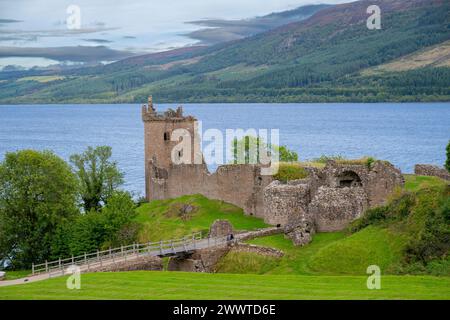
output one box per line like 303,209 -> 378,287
309,186 -> 367,232
168,246 -> 230,272
415,164 -> 450,181
92,256 -> 163,273
230,243 -> 284,258
366,161 -> 405,207
262,160 -> 402,232
263,180 -> 311,225
237,227 -> 283,242
150,163 -> 272,217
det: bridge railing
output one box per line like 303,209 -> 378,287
32,231 -> 211,275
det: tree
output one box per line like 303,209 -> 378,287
231,135 -> 298,164
60,191 -> 138,256
0,150 -> 78,268
278,145 -> 299,162
70,146 -> 124,212
446,140 -> 450,173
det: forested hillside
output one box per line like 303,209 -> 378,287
0,0 -> 449,104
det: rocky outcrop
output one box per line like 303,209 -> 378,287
0,271 -> 5,281
415,164 -> 450,181
209,219 -> 234,238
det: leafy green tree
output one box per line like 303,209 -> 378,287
445,140 -> 450,173
0,150 -> 78,268
64,191 -> 138,256
231,136 -> 298,164
278,145 -> 298,162
70,146 -> 124,212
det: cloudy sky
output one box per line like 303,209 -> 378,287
0,0 -> 352,69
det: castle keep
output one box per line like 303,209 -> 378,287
143,98 -> 404,243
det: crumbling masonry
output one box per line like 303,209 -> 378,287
143,98 -> 404,244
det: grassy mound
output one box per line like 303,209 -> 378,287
135,194 -> 267,242
0,272 -> 449,300
348,181 -> 449,275
404,174 -> 448,192
308,226 -> 406,275
243,232 -> 345,275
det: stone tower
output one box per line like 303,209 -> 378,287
142,96 -> 202,200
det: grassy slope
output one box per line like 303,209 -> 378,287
403,174 -> 448,192
135,194 -> 267,242
0,272 -> 448,300
216,175 -> 449,276
217,227 -> 405,276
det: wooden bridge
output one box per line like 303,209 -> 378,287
31,232 -> 231,279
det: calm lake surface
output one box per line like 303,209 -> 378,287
1,103 -> 449,196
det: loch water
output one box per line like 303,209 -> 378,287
1,102 -> 449,195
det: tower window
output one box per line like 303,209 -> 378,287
164,132 -> 170,141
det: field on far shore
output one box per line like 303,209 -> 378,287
0,272 -> 449,300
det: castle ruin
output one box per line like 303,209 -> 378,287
142,98 -> 404,244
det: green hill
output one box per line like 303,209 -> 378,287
1,0 -> 449,103
135,194 -> 268,242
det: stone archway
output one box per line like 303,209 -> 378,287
336,170 -> 362,188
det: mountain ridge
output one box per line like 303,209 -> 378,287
0,0 -> 449,104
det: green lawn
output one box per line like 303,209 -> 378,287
0,271 -> 449,300
135,194 -> 268,242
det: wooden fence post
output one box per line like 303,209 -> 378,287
159,241 -> 163,255
45,260 -> 48,273
84,253 -> 87,265
32,263 -> 34,275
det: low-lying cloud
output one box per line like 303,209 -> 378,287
0,45 -> 136,62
